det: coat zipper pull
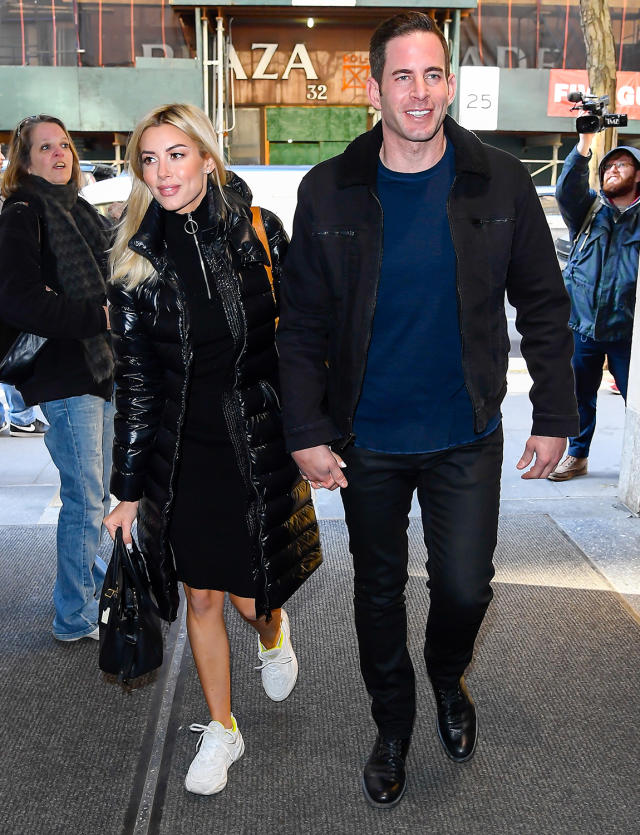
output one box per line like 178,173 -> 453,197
184,211 -> 212,300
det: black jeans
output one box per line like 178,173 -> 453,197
340,426 -> 503,739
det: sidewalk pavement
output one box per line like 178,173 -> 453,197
1,372 -> 639,835
1,369 -> 638,615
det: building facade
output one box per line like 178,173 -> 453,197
0,0 -> 639,179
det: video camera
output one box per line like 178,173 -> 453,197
567,91 -> 628,133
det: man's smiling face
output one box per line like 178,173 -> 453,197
367,31 -> 456,151
601,152 -> 640,202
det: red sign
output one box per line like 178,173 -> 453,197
549,70 -> 640,120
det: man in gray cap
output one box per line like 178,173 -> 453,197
549,132 -> 640,481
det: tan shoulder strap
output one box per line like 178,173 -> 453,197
250,205 -> 275,304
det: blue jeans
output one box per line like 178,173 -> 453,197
568,333 -> 630,458
0,384 -> 36,427
40,395 -> 115,639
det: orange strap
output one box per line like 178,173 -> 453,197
250,206 -> 275,304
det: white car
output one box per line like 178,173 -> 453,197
535,185 -> 571,267
80,174 -> 132,219
535,185 -> 568,243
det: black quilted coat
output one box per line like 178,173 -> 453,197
108,176 -> 322,622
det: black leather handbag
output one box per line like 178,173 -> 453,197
98,528 -> 163,683
0,205 -> 47,386
0,327 -> 47,385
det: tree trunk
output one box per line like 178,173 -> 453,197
578,0 -> 618,186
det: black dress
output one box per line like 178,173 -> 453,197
164,201 -> 255,596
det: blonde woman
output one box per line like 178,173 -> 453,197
103,104 -> 321,796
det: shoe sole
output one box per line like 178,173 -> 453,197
9,431 -> 46,437
436,715 -> 479,763
361,774 -> 406,809
54,631 -> 99,642
547,469 -> 588,482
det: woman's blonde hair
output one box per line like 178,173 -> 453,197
1,114 -> 82,198
110,103 -> 227,288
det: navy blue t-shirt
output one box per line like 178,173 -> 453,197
353,144 -> 500,453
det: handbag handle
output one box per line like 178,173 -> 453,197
114,527 -> 163,619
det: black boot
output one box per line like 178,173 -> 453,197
362,734 -> 411,808
431,675 -> 477,762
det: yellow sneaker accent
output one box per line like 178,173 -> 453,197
259,623 -> 284,653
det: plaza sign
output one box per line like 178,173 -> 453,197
229,27 -> 370,106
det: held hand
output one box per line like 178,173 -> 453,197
516,436 -> 567,480
576,126 -> 596,156
292,444 -> 348,491
104,500 -> 139,544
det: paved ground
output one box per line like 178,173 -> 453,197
1,372 -> 639,835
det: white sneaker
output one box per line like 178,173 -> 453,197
55,626 -> 99,642
184,717 -> 244,795
255,609 -> 298,702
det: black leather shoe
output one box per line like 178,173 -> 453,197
431,675 -> 478,762
362,734 -> 411,808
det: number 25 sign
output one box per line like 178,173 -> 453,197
458,67 -> 500,131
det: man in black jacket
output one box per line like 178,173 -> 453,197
277,12 -> 578,808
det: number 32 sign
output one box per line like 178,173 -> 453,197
458,67 -> 500,131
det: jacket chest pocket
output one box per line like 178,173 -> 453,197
458,216 -> 516,288
311,228 -> 360,297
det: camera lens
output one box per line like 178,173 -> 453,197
576,114 -> 601,133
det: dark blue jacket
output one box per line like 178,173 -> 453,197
556,146 -> 640,342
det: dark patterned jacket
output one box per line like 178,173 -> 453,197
108,176 -> 321,622
0,187 -> 112,406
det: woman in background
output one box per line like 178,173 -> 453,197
0,115 -> 114,641
104,103 -> 321,796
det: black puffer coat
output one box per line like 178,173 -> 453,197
108,176 -> 322,622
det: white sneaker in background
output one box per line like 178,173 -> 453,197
255,609 -> 299,702
9,418 -> 48,437
55,626 -> 99,642
184,716 -> 244,795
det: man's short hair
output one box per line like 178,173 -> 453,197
369,12 -> 451,85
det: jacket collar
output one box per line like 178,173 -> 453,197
599,190 -> 640,218
128,177 -> 268,271
128,199 -> 167,269
336,114 -> 491,188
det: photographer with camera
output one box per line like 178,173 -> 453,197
548,117 -> 640,481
